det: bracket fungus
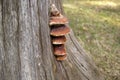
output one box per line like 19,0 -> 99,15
50,24 -> 70,36
53,44 -> 66,56
52,36 -> 66,44
49,4 -> 70,61
49,17 -> 68,25
56,55 -> 67,61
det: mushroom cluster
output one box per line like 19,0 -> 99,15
49,4 -> 70,61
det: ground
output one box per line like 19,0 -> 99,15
63,0 -> 120,80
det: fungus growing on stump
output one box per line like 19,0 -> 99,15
49,4 -> 70,61
56,55 -> 67,61
53,44 -> 66,56
50,24 -> 70,36
49,17 -> 68,25
52,36 -> 66,44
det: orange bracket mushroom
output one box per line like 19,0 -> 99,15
49,4 -> 70,61
50,24 -> 70,36
53,44 -> 66,56
52,36 -> 66,44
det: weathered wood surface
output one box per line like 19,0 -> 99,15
0,0 -> 104,80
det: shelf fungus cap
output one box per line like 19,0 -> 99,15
50,4 -> 60,17
54,44 -> 66,56
56,54 -> 67,61
50,4 -> 68,25
52,36 -> 66,44
49,16 -> 68,25
50,25 -> 70,36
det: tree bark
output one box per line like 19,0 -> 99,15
0,0 -> 104,80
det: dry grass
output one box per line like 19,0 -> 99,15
63,0 -> 120,80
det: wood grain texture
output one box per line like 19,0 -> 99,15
0,0 -> 104,80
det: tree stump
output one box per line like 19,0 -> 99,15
0,0 -> 104,80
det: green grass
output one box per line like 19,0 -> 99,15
63,0 -> 120,80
